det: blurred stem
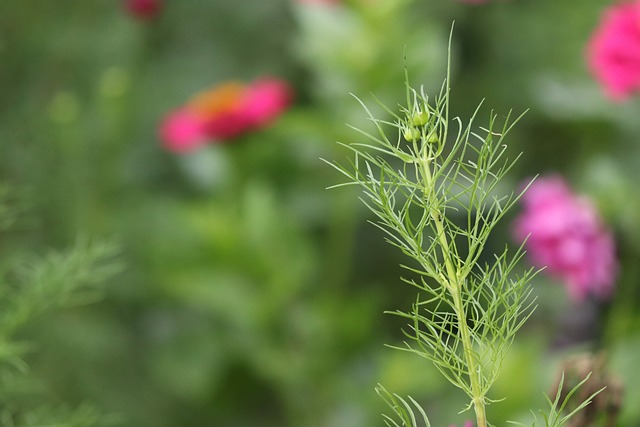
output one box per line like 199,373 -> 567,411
601,239 -> 640,347
420,149 -> 487,427
326,185 -> 358,289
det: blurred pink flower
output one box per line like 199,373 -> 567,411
242,79 -> 294,128
124,0 -> 162,20
159,109 -> 207,153
587,1 -> 640,100
159,78 -> 293,153
512,176 -> 617,301
188,81 -> 251,140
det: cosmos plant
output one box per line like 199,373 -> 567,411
328,41 -> 601,427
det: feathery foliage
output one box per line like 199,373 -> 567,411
327,45 -> 552,427
0,190 -> 119,427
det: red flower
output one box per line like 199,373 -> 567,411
124,0 -> 162,20
159,78 -> 293,153
512,176 -> 618,301
587,1 -> 640,100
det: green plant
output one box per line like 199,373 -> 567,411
327,41 -> 600,427
0,190 -> 119,427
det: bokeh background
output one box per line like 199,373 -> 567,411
1,0 -> 640,426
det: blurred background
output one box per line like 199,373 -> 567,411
1,0 -> 640,426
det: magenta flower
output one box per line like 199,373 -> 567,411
124,0 -> 162,20
587,1 -> 640,100
159,109 -> 207,153
159,78 -> 293,153
242,79 -> 294,128
512,176 -> 617,301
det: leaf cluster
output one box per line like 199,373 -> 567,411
0,191 -> 120,427
509,373 -> 604,427
377,374 -> 602,427
0,237 -> 120,340
376,384 -> 431,427
327,66 -> 538,417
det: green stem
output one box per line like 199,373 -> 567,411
421,150 -> 487,427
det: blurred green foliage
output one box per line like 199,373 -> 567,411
2,0 -> 640,426
0,189 -> 118,427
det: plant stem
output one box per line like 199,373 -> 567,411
420,150 -> 487,427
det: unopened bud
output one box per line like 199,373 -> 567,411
411,109 -> 429,126
403,127 -> 421,142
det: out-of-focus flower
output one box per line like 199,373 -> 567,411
188,82 -> 250,140
448,421 -> 474,427
159,109 -> 207,153
124,0 -> 162,20
242,79 -> 293,128
587,1 -> 640,101
512,176 -> 618,301
159,78 -> 293,153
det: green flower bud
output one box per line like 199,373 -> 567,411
427,133 -> 439,144
403,127 -> 421,142
411,109 -> 429,126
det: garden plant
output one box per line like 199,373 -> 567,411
329,43 -> 603,426
1,1 -> 638,426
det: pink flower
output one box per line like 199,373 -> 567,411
512,176 -> 617,301
159,109 -> 207,153
587,1 -> 640,101
242,79 -> 294,128
124,0 -> 162,20
159,78 -> 293,153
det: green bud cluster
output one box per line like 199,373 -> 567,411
404,107 -> 438,143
